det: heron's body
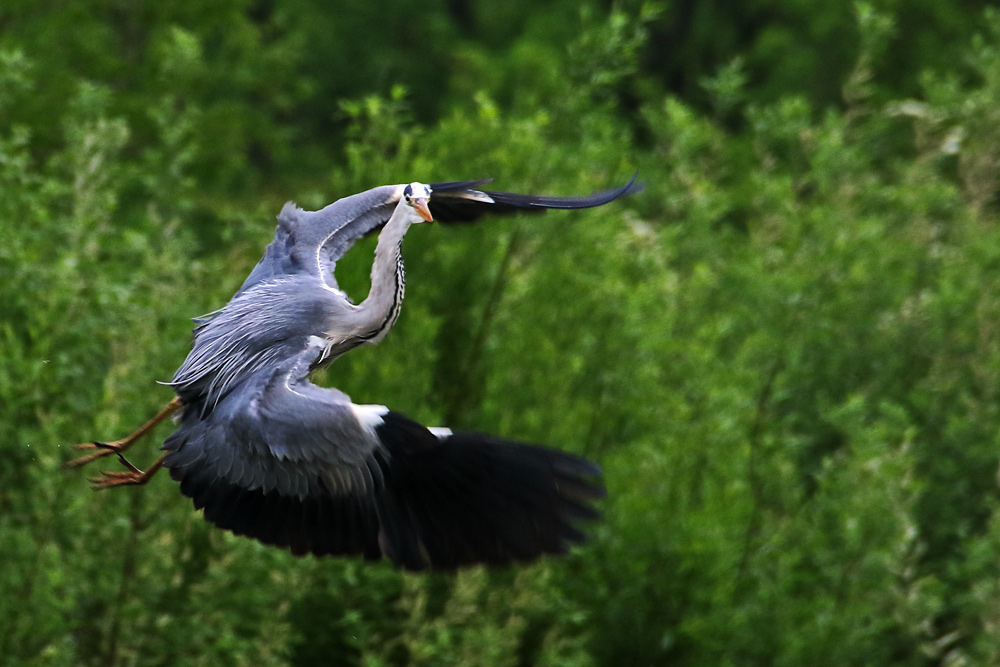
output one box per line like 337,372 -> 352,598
72,176 -> 641,570
170,188 -> 414,409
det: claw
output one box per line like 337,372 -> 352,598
114,453 -> 143,475
73,441 -> 113,451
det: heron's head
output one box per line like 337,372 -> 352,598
403,182 -> 433,222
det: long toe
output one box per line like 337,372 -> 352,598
65,448 -> 114,469
65,441 -> 126,469
89,471 -> 143,490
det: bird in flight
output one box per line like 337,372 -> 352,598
68,175 -> 641,570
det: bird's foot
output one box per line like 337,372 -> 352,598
64,398 -> 183,471
87,454 -> 164,491
89,470 -> 147,490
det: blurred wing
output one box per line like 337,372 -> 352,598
428,173 -> 643,223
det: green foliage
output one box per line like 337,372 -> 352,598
5,3 -> 1000,666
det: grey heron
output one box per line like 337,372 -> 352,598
68,175 -> 641,570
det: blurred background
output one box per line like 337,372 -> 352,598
3,0 -> 1000,664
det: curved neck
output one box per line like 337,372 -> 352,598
355,201 -> 416,342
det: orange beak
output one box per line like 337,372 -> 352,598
413,197 -> 433,222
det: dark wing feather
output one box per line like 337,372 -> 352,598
373,413 -> 605,570
428,178 -> 494,193
163,346 -> 388,558
428,173 -> 643,223
163,344 -> 604,570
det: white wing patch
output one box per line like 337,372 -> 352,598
351,403 -> 389,433
428,427 -> 453,440
458,191 -> 494,203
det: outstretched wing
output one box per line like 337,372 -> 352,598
236,184 -> 403,295
163,346 -> 604,570
235,175 -> 642,295
428,172 -> 643,222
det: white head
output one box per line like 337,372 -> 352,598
402,182 -> 433,222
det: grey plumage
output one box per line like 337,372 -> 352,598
160,176 -> 640,570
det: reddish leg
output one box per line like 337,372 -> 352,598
90,454 -> 166,490
65,397 -> 182,469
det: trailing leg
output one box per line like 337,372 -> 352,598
65,397 -> 182,469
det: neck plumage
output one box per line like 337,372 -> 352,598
354,202 -> 414,344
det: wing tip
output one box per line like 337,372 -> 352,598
621,170 -> 645,197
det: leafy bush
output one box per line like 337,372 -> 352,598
5,3 -> 1000,666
